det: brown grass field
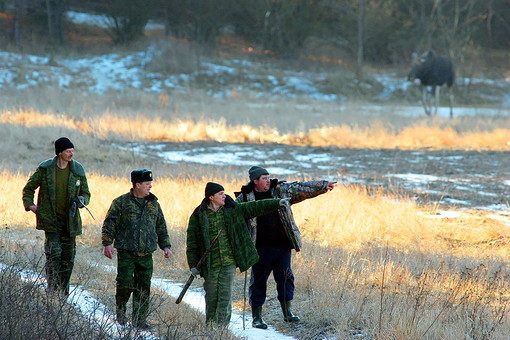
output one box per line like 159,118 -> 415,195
1,89 -> 510,339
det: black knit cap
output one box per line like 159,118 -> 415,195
131,168 -> 153,183
249,166 -> 269,181
205,182 -> 224,198
54,137 -> 74,155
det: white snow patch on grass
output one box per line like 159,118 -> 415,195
387,173 -> 446,184
424,210 -> 464,219
152,278 -> 296,340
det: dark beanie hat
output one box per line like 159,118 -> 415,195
131,168 -> 153,183
249,166 -> 269,181
205,182 -> 224,198
54,137 -> 74,155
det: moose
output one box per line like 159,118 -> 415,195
408,50 -> 455,118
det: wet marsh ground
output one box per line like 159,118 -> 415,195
127,141 -> 510,212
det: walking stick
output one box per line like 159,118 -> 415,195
242,271 -> 247,330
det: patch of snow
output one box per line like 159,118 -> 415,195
503,180 -> 510,186
94,261 -> 295,339
66,11 -> 111,28
425,210 -> 463,219
0,263 -> 158,338
387,173 -> 446,184
202,62 -> 237,76
487,214 -> 510,227
152,278 -> 296,340
374,74 -> 412,99
145,20 -> 165,31
477,191 -> 498,197
294,153 -> 334,163
160,150 -> 253,166
479,204 -> 509,212
442,198 -> 470,205
265,167 -> 298,175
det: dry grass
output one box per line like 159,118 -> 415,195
3,169 -> 510,338
2,110 -> 510,151
5,171 -> 510,258
2,95 -> 510,337
0,170 -> 510,339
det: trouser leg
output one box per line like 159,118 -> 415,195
214,265 -> 235,325
204,265 -> 235,326
132,254 -> 153,326
249,247 -> 273,308
204,267 -> 220,324
44,232 -> 62,293
273,248 -> 294,303
116,251 -> 135,320
59,234 -> 76,296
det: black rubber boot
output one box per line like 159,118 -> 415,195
116,307 -> 127,326
252,306 -> 268,329
280,300 -> 300,322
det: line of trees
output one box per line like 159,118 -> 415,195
1,0 -> 509,64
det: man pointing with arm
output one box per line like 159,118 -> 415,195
236,166 -> 334,329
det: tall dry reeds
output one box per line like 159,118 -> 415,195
2,110 -> 509,150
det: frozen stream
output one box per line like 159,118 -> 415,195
127,142 -> 510,211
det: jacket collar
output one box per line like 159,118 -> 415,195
193,195 -> 236,216
238,178 -> 280,195
129,189 -> 157,201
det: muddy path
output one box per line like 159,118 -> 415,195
127,142 -> 510,211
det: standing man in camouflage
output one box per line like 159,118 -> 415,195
186,182 -> 287,326
236,166 -> 335,329
23,137 -> 91,296
102,169 -> 172,329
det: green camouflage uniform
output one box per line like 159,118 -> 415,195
22,157 -> 90,295
102,190 -> 171,326
186,196 -> 280,325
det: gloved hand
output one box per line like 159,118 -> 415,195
76,196 -> 85,208
279,198 -> 291,207
191,267 -> 200,277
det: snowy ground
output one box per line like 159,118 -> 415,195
1,44 -> 509,111
0,261 -> 295,340
127,141 -> 510,214
0,10 -> 509,109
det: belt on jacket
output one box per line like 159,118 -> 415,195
136,251 -> 147,257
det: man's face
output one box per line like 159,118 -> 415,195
253,175 -> 270,192
136,181 -> 152,197
209,191 -> 226,207
58,148 -> 74,162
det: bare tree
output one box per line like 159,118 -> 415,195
356,0 -> 365,77
45,0 -> 65,45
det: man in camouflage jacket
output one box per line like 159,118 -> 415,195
22,137 -> 91,295
102,169 -> 172,329
236,166 -> 335,329
186,182 -> 287,326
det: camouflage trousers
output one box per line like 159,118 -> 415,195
203,264 -> 236,326
116,250 -> 153,326
44,231 -> 76,296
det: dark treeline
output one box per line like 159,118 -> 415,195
1,0 -> 509,64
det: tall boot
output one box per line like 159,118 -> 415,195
251,306 -> 268,329
116,306 -> 127,326
280,300 -> 300,322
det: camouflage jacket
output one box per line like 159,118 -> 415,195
102,190 -> 171,254
187,196 -> 279,278
22,157 -> 91,236
236,179 -> 328,252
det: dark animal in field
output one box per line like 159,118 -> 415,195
408,50 -> 455,118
